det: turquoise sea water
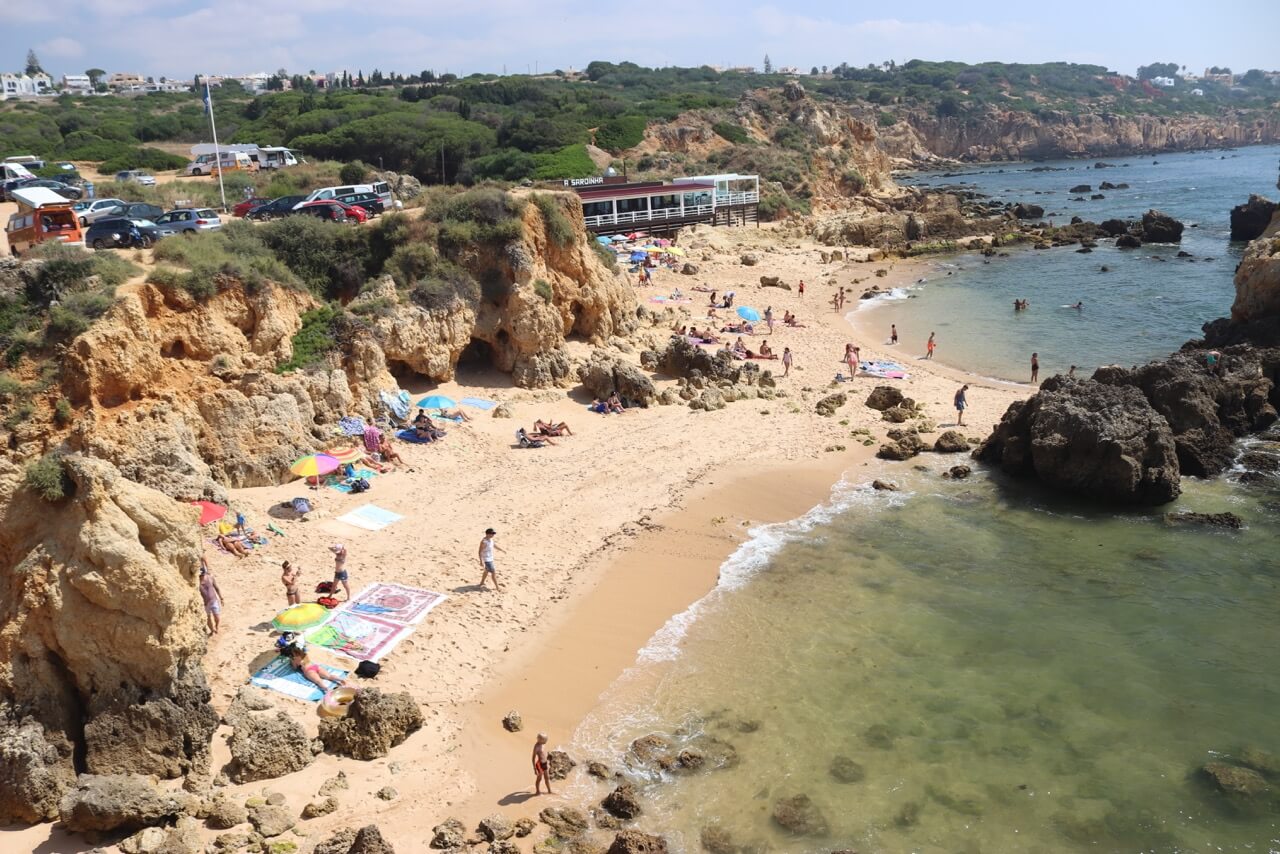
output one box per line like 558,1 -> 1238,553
855,145 -> 1280,381
564,147 -> 1280,851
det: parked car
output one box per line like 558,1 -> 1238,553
245,195 -> 306,220
73,198 -> 127,226
233,197 -> 272,218
154,208 -> 222,234
335,192 -> 384,216
85,217 -> 166,249
113,202 -> 165,221
114,170 -> 157,186
297,201 -> 351,223
10,179 -> 82,201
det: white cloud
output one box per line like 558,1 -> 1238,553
37,37 -> 85,59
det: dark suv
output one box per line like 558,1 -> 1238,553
85,217 -> 166,249
246,195 -> 307,220
335,192 -> 384,216
110,202 -> 165,221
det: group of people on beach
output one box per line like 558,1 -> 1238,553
279,543 -> 352,609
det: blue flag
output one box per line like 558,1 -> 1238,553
203,82 -> 212,116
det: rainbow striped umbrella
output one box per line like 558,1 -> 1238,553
289,453 -> 340,478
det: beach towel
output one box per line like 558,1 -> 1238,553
336,504 -> 403,532
343,582 -> 447,625
304,610 -> 414,662
459,397 -> 498,411
379,389 -> 412,423
362,424 -> 383,454
250,656 -> 349,702
326,467 -> 378,493
396,429 -> 436,444
432,413 -> 464,423
337,416 -> 366,436
859,360 -> 909,380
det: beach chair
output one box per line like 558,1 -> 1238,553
516,428 -> 547,449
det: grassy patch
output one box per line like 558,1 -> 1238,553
276,305 -> 338,373
24,454 -> 72,501
533,279 -> 553,302
712,121 -> 750,144
531,193 -> 574,247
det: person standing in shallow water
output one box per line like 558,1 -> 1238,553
890,324 -> 898,345
1031,352 -> 1040,383
926,332 -> 936,360
954,384 -> 968,426
533,732 -> 552,794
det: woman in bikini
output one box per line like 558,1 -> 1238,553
281,561 -> 302,606
287,644 -> 357,691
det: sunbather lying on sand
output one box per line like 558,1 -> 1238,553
533,419 -> 573,436
287,644 -> 357,691
215,531 -> 249,558
722,322 -> 754,335
732,338 -> 756,359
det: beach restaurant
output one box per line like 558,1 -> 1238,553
567,173 -> 759,234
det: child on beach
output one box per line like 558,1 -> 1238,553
890,324 -> 898,345
329,544 -> 351,601
533,733 -> 552,795
926,332 -> 936,360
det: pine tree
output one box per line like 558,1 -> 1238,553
763,54 -> 773,74
25,49 -> 43,75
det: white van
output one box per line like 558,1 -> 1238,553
1,162 -> 35,182
254,147 -> 299,170
184,151 -> 257,176
297,181 -> 399,211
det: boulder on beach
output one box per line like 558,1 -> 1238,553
601,783 -> 643,820
546,750 -> 577,780
1013,203 -> 1044,220
478,814 -> 515,841
227,710 -> 316,783
578,352 -> 657,408
501,711 -> 522,732
58,773 -> 197,834
317,689 -> 423,760
607,830 -> 669,854
975,376 -> 1181,505
540,805 -> 590,838
815,393 -> 847,416
431,818 -> 466,848
865,385 -> 905,411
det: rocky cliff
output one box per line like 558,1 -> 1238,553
879,107 -> 1280,163
0,455 -> 213,823
1228,210 -> 1280,324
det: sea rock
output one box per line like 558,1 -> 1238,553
829,756 -> 866,783
547,750 -> 577,780
877,434 -> 924,461
248,801 -> 295,837
933,430 -> 968,453
58,773 -> 198,834
593,808 -> 622,830
1164,511 -> 1243,529
1013,203 -> 1044,220
740,254 -> 759,266
515,817 -> 536,838
815,393 -> 847,416
578,351 -> 657,407
1069,184 -> 1092,193
317,689 -> 423,760
601,783 -> 643,820
1240,746 -> 1280,777
302,797 -> 338,819
945,465 -> 972,480
1202,761 -> 1269,797
430,817 -> 466,848
771,794 -> 829,836
607,830 -> 668,854
1229,195 -> 1278,242
204,793 -> 249,828
0,717 -> 77,824
501,710 -> 523,732
1099,219 -> 1129,237
1229,210 -> 1280,324
680,263 -> 699,275
865,385 -> 905,411
1139,209 -> 1184,243
881,405 -> 913,423
1116,233 -> 1142,249
975,376 -> 1181,504
587,761 -> 612,779
228,711 -> 315,783
478,813 -> 515,841
871,479 -> 898,491
540,806 -> 590,838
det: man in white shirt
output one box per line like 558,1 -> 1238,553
478,528 -> 507,592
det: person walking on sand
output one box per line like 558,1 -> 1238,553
533,733 -> 553,795
782,346 -> 793,377
329,543 -> 351,601
281,560 -> 301,606
890,324 -> 898,345
798,279 -> 805,296
838,287 -> 847,310
954,384 -> 969,426
764,306 -> 774,334
1030,352 -> 1040,383
926,332 -> 936,360
199,560 -> 223,635
843,343 -> 860,377
478,528 -> 507,592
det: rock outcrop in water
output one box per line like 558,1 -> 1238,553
1227,210 -> 1280,325
0,455 -> 214,823
1229,195 -> 1278,242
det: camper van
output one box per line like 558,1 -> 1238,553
5,186 -> 84,255
184,151 -> 257,177
1,162 -> 35,182
190,144 -> 298,171
298,181 -> 398,212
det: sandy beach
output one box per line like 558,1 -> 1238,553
3,227 -> 1028,853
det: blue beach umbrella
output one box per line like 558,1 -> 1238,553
415,394 -> 458,410
595,235 -> 611,245
736,306 -> 761,322
629,251 -> 647,262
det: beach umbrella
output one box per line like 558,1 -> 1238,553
655,238 -> 671,247
190,501 -> 226,526
415,394 -> 458,410
629,251 -> 647,262
595,235 -> 611,245
324,447 -> 364,466
289,453 -> 340,478
667,247 -> 686,256
627,231 -> 647,239
642,246 -> 663,253
272,603 -> 331,632
736,306 -> 762,322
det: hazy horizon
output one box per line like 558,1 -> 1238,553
5,1 -> 1279,84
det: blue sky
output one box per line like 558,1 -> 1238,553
5,1 -> 1278,81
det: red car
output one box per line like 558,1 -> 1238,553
297,200 -> 369,223
233,197 -> 271,217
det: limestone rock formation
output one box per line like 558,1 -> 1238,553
227,710 -> 317,783
607,830 -> 669,854
975,377 -> 1181,504
318,689 -> 423,760
315,824 -> 396,854
578,351 -> 657,406
478,814 -> 515,841
0,455 -> 215,822
865,386 -> 905,411
933,430 -> 968,453
601,783 -> 643,820
540,806 -> 590,838
1230,195 -> 1278,242
1229,211 -> 1280,324
58,773 -> 197,833
431,817 -> 467,848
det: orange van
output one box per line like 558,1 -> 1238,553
5,186 -> 85,255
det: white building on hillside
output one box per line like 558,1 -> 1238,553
1190,88 -> 1205,96
108,72 -> 146,89
1,72 -> 54,99
61,73 -> 93,93
1151,76 -> 1176,87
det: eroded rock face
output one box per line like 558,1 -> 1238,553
228,710 -> 316,783
0,455 -> 214,822
578,352 -> 657,406
318,689 -> 423,760
1230,195 -> 1278,242
771,794 -> 829,836
607,830 -> 668,854
975,377 -> 1181,504
0,716 -> 77,824
58,773 -> 197,834
1230,211 -> 1280,324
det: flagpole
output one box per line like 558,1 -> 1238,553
204,78 -> 228,212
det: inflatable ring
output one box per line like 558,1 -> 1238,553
319,686 -> 358,718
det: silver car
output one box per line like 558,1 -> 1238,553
154,208 -> 222,235
114,170 -> 157,186
73,198 -> 127,226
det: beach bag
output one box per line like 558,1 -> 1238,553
350,478 -> 370,494
355,660 -> 381,678
315,581 -> 334,594
291,497 -> 312,514
317,596 -> 340,609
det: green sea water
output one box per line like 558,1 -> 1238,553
570,460 -> 1280,852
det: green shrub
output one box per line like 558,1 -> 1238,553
843,168 -> 866,193
54,398 -> 73,426
46,290 -> 113,338
349,297 -> 394,318
24,454 -> 72,501
387,242 -> 439,287
531,194 -> 574,247
97,148 -> 188,175
533,279 -> 553,302
28,245 -> 96,305
339,161 -> 368,184
877,111 -> 897,128
594,116 -> 648,151
0,373 -> 23,399
257,216 -> 370,298
89,251 -> 140,288
531,144 -> 596,180
409,266 -> 480,311
712,122 -> 750,144
5,401 -> 35,430
276,306 -> 338,373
